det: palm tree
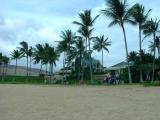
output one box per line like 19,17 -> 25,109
18,41 -> 29,76
28,47 -> 33,75
149,36 -> 160,58
60,30 -> 76,49
11,50 -> 22,74
57,40 -> 68,74
43,43 -> 50,75
130,3 -> 151,82
155,37 -> 160,57
67,36 -> 85,81
73,10 -> 99,82
142,19 -> 160,81
93,35 -> 111,71
33,44 -> 44,74
44,44 -> 59,80
101,0 -> 135,83
57,30 -> 76,74
0,53 -> 2,76
73,10 -> 99,49
2,56 -> 10,76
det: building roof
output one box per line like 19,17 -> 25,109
107,61 -> 134,71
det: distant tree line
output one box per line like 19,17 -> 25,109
0,0 -> 160,83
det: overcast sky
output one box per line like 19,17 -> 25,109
0,0 -> 160,71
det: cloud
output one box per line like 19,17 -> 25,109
0,0 -> 160,71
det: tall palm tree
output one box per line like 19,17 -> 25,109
67,37 -> 85,81
142,19 -> 160,81
60,30 -> 76,49
2,56 -> 10,76
0,53 -> 2,76
93,35 -> 111,71
73,10 -> 99,49
33,44 -> 44,74
57,30 -> 76,74
101,0 -> 135,83
43,43 -> 50,75
18,41 -> 29,76
28,47 -> 33,76
11,50 -> 22,74
155,37 -> 160,57
73,10 -> 99,82
57,40 -> 68,73
44,44 -> 59,79
130,3 -> 151,82
149,36 -> 160,58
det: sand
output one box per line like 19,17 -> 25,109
0,84 -> 160,120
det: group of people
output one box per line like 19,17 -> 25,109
103,73 -> 120,85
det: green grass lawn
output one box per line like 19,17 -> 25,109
0,76 -> 159,87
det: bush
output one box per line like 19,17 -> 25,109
143,81 -> 160,87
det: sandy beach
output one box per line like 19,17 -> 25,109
0,84 -> 160,120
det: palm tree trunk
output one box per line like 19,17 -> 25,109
158,48 -> 160,58
88,37 -> 93,83
85,37 -> 88,51
49,63 -> 52,83
121,23 -> 132,83
40,61 -> 42,74
102,49 -> 103,72
30,56 -> 31,76
152,33 -> 156,82
46,64 -> 48,75
63,52 -> 66,76
3,64 -> 5,77
5,64 -> 8,76
80,51 -> 83,82
27,56 -> 28,76
50,63 -> 54,83
1,63 -> 4,81
0,63 -> 1,77
15,59 -> 17,75
139,25 -> 143,83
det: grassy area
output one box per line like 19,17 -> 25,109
0,76 -> 105,85
143,81 -> 160,87
0,76 -> 160,87
0,76 -> 44,84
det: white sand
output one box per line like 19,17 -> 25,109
0,84 -> 160,120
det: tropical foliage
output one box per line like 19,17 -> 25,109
0,0 -> 160,84
101,0 -> 135,83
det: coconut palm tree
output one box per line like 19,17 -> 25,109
43,43 -> 51,75
18,41 -> 29,76
11,50 -> 22,74
57,40 -> 68,73
73,10 -> 99,49
67,36 -> 85,81
33,44 -> 44,74
2,55 -> 10,76
60,30 -> 76,49
28,47 -> 33,76
142,19 -> 160,81
155,37 -> 160,57
130,3 -> 151,82
44,44 -> 59,79
0,53 -> 2,76
149,36 -> 160,58
93,35 -> 111,71
101,0 -> 135,83
73,9 -> 99,82
57,30 -> 76,74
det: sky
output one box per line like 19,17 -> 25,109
0,0 -> 160,71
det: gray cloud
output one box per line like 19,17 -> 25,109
0,0 -> 160,71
